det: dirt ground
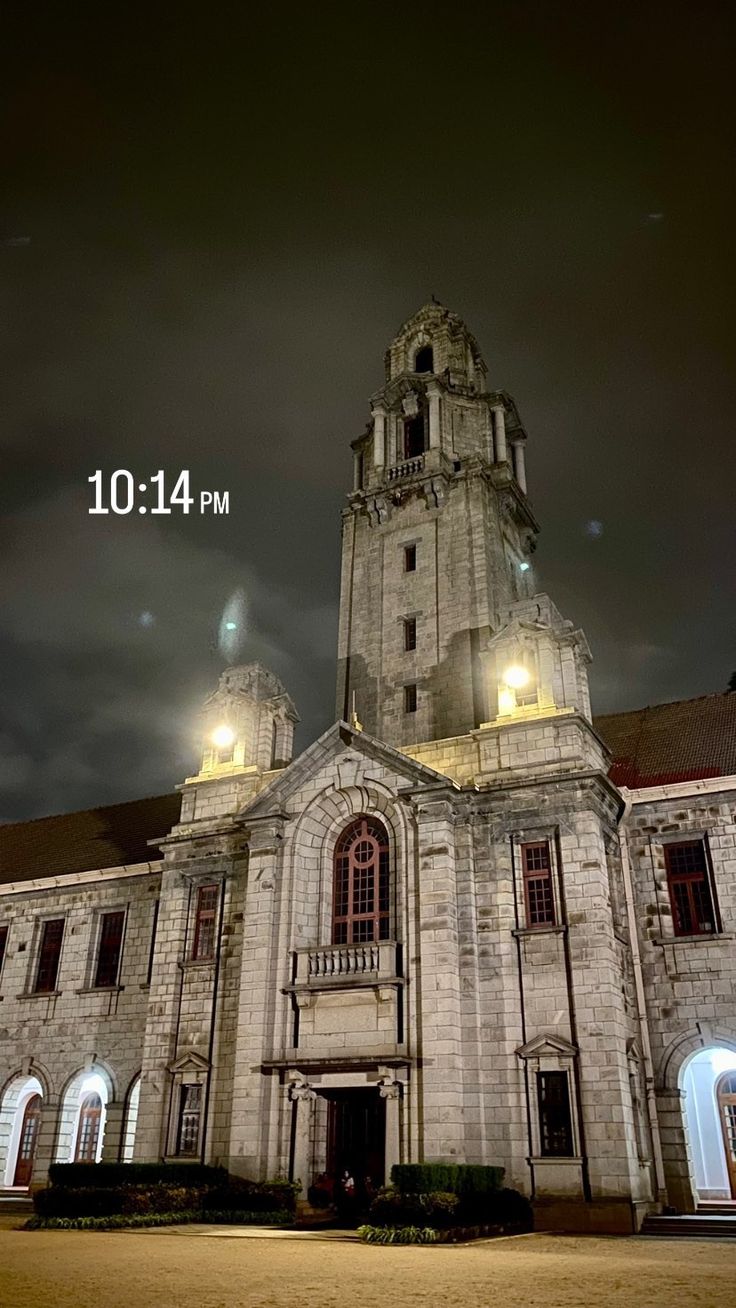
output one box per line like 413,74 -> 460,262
0,1223 -> 734,1308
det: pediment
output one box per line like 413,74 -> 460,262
239,720 -> 458,821
516,1033 -> 578,1060
168,1050 -> 210,1075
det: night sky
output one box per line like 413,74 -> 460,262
1,3 -> 734,822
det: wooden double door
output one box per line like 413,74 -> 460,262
324,1089 -> 385,1196
13,1094 -> 42,1187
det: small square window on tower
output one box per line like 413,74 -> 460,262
404,544 -> 417,572
404,684 -> 417,713
404,617 -> 417,652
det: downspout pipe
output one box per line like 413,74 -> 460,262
618,792 -> 667,1203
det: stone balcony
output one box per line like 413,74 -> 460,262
293,940 -> 401,991
387,454 -> 425,481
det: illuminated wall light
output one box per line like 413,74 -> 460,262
211,724 -> 235,750
504,665 -> 530,690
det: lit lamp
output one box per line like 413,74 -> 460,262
498,662 -> 532,716
503,665 -> 530,690
211,724 -> 235,761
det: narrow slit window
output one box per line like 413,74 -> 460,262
521,841 -> 555,928
404,544 -> 417,572
34,918 -> 64,993
404,684 -> 417,714
176,1083 -> 203,1156
94,910 -> 125,988
404,617 -> 417,652
0,925 -> 7,977
192,884 -> 219,961
538,1070 -> 574,1157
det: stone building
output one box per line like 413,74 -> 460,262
1,303 -> 735,1231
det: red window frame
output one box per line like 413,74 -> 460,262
34,918 -> 64,993
522,841 -> 556,928
192,884 -> 219,961
664,841 -> 717,937
94,910 -> 125,988
176,1083 -> 202,1156
332,817 -> 390,946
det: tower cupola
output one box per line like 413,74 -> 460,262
198,662 -> 299,776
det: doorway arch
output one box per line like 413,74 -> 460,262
681,1046 -> 736,1201
56,1070 -> 110,1165
0,1075 -> 44,1188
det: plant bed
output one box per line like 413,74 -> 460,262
358,1221 -> 528,1245
24,1208 -> 292,1232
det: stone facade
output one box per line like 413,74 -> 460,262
1,304 -> 734,1232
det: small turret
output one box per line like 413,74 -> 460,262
198,663 -> 299,776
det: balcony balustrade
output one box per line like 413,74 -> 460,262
293,940 -> 400,988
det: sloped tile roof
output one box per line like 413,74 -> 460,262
594,692 -> 736,789
0,792 -> 181,886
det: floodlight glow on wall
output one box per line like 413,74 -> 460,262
503,665 -> 530,690
211,725 -> 235,750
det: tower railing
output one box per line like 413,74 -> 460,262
387,454 -> 424,481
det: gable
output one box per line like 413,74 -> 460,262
240,720 -> 457,821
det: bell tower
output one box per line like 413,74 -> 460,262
335,302 -> 540,747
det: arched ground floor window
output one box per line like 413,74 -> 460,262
56,1071 -> 109,1165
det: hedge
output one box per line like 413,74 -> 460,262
370,1185 -> 532,1233
33,1176 -> 300,1220
390,1164 -> 504,1198
25,1209 -> 292,1232
47,1163 -> 227,1190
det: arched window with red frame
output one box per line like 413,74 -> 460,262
74,1093 -> 102,1162
332,817 -> 390,945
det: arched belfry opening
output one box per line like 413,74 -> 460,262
414,344 -> 433,373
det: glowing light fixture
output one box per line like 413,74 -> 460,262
504,665 -> 530,690
519,561 -> 530,572
211,724 -> 235,750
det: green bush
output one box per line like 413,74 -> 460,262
34,1182 -> 203,1219
201,1178 -> 300,1216
25,1209 -> 292,1232
369,1188 -> 459,1229
358,1225 -> 439,1245
47,1162 -> 227,1190
390,1163 -> 504,1198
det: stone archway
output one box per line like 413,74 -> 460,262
0,1075 -> 44,1188
56,1070 -> 111,1165
681,1047 -> 736,1203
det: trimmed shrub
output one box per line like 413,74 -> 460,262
390,1163 -> 504,1199
201,1178 -> 300,1216
47,1162 -> 227,1190
358,1225 -> 439,1245
34,1182 -> 204,1219
25,1209 -> 292,1232
369,1188 -> 459,1230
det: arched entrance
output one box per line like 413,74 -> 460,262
57,1071 -> 109,1165
682,1047 -> 736,1202
0,1076 -> 44,1189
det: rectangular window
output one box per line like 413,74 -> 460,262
404,617 -> 417,652
176,1083 -> 203,1156
192,884 -> 219,961
522,841 -> 555,928
538,1070 -> 574,1157
0,924 -> 7,977
94,910 -> 125,988
404,683 -> 417,714
665,840 -> 717,936
34,918 -> 64,993
404,544 -> 417,572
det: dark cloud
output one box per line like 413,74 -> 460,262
1,2 -> 734,818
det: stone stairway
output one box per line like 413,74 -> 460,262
0,1191 -> 33,1216
641,1210 -> 736,1240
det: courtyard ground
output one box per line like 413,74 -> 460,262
0,1221 -> 734,1308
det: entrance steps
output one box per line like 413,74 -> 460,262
641,1212 -> 736,1240
0,1191 -> 33,1216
